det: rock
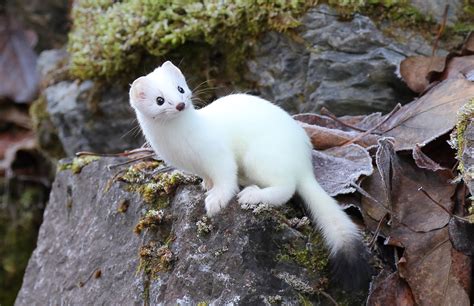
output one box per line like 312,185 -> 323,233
15,157 -> 367,305
43,81 -> 143,156
410,0 -> 462,25
36,48 -> 69,85
246,5 -> 425,115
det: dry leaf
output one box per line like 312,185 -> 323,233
399,56 -> 446,93
312,144 -> 373,197
367,270 -> 415,306
298,121 -> 379,149
0,16 -> 39,103
380,78 -> 474,151
393,227 -> 471,306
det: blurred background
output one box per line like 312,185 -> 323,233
0,0 -> 472,304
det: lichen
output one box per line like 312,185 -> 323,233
196,216 -> 213,237
67,0 -> 315,80
450,98 -> 474,173
266,294 -> 283,304
58,155 -> 100,174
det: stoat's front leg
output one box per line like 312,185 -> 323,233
203,156 -> 238,217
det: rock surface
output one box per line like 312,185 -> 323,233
43,81 -> 143,156
245,5 -> 426,115
16,157 -> 366,305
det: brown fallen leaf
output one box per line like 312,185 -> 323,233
0,16 -> 39,103
399,56 -> 446,93
412,144 -> 454,180
367,270 -> 415,306
380,78 -> 474,151
362,138 -> 455,233
298,121 -> 379,150
392,226 -> 471,306
429,55 -> 474,83
312,144 -> 373,197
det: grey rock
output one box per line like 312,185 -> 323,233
410,0 -> 462,25
246,5 -> 428,115
44,81 -> 143,156
16,157 -> 366,305
37,48 -> 68,80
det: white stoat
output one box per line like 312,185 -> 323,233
129,61 -> 371,289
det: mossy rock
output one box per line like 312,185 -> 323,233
68,0 -> 314,80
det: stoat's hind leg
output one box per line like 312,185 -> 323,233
237,185 -> 294,207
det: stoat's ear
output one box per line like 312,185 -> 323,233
129,76 -> 147,103
161,60 -> 182,75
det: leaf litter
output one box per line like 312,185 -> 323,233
293,35 -> 474,305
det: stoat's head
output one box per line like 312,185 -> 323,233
129,61 -> 192,120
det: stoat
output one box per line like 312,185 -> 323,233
129,61 -> 372,289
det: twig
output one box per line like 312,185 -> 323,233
107,154 -> 156,170
78,268 -> 101,288
342,104 -> 401,147
418,187 -> 471,223
431,4 -> 449,57
319,290 -> 339,306
151,166 -> 175,175
76,148 -> 154,157
350,182 -> 383,206
319,107 -> 367,132
369,213 -> 389,249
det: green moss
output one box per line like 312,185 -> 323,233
118,160 -> 198,206
29,96 -> 66,159
277,228 -> 330,274
58,155 -> 100,174
0,182 -> 46,305
68,0 -> 314,80
137,240 -> 174,279
134,209 -> 170,234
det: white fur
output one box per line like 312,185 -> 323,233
129,61 -> 361,256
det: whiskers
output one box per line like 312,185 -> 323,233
191,79 -> 223,109
121,118 -> 142,139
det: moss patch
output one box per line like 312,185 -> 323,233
68,0 -> 314,80
58,155 -> 100,174
117,160 -> 198,206
137,239 -> 175,279
276,224 -> 330,274
29,95 -> 65,159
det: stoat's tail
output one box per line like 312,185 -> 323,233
298,175 -> 372,290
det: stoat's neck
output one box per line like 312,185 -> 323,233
137,107 -> 203,146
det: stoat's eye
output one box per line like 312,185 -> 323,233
177,86 -> 185,94
156,97 -> 165,105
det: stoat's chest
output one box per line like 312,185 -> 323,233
140,117 -> 210,177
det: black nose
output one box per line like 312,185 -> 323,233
176,103 -> 185,111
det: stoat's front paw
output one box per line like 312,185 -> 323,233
205,190 -> 230,217
237,185 -> 262,205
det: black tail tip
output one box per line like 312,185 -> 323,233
331,240 -> 374,291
